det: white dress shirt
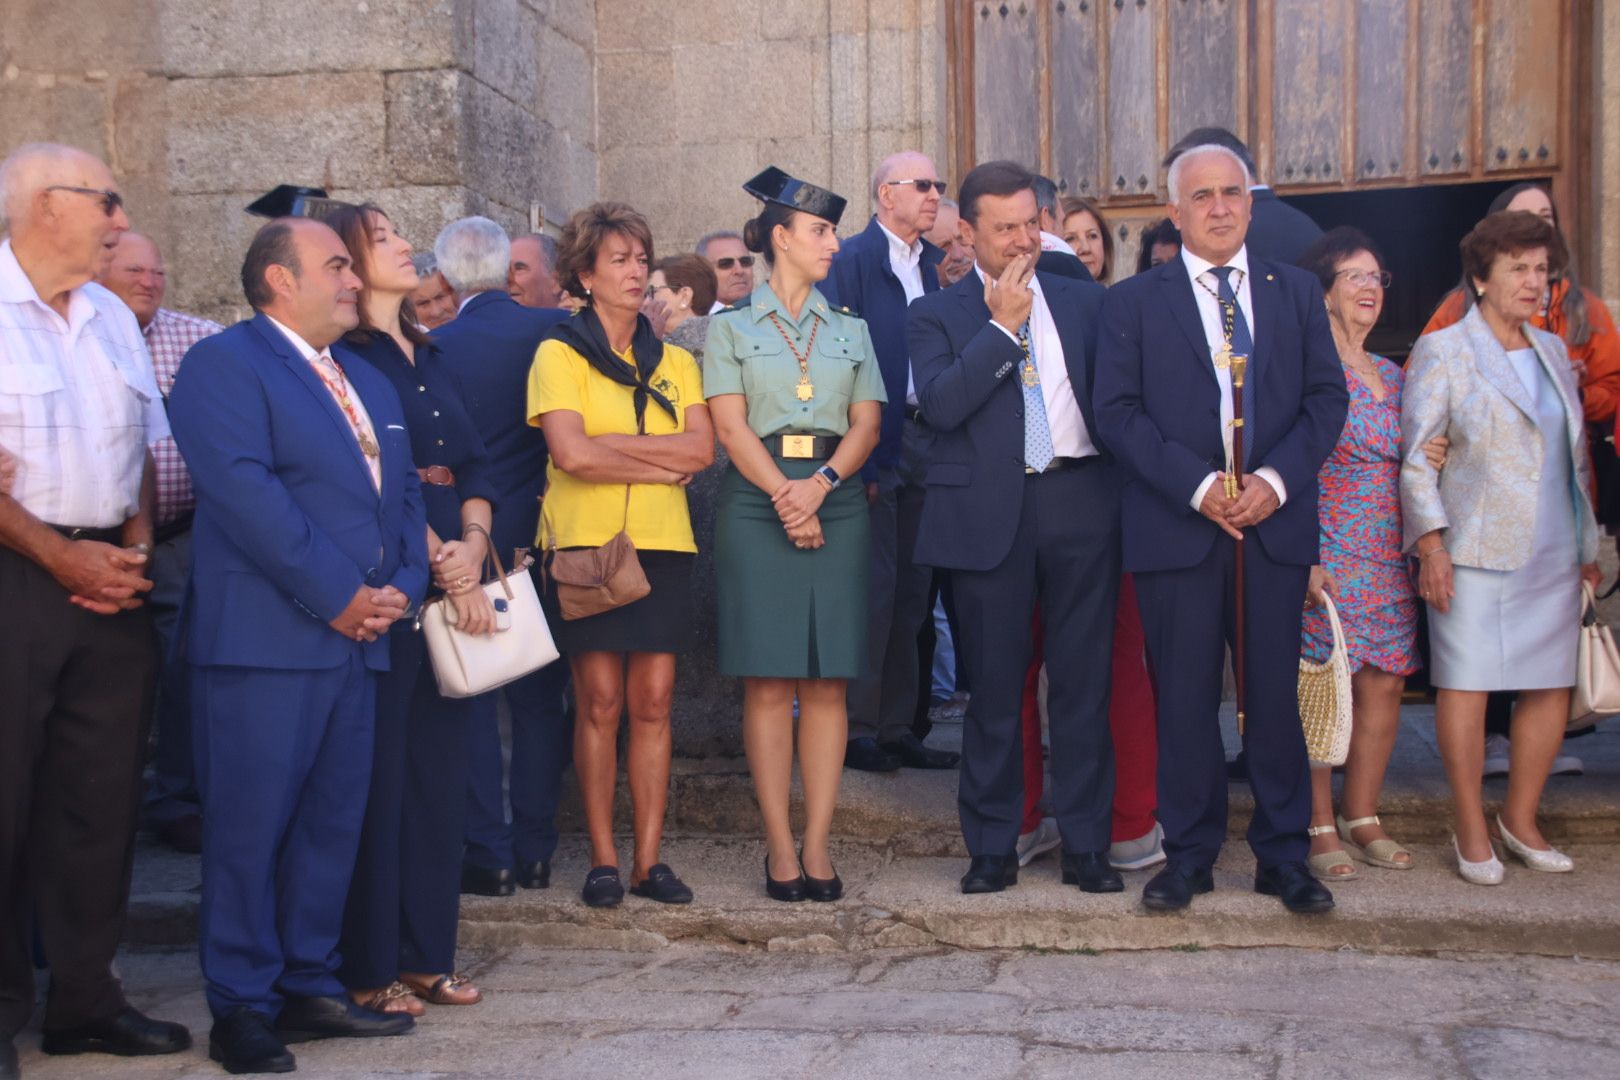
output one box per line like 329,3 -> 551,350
975,264 -> 1098,460
877,220 -> 927,406
264,315 -> 383,491
0,239 -> 168,528
1179,245 -> 1287,510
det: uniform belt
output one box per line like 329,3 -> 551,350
1024,456 -> 1097,476
47,524 -> 124,544
418,465 -> 457,486
771,434 -> 842,461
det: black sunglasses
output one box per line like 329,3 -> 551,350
714,255 -> 755,270
46,185 -> 125,216
885,178 -> 948,195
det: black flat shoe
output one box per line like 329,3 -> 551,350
582,865 -> 625,908
209,1008 -> 294,1075
800,855 -> 842,902
844,736 -> 901,772
880,731 -> 961,770
274,995 -> 412,1043
630,863 -> 694,904
460,862 -> 516,897
1141,864 -> 1215,912
1256,861 -> 1335,914
960,854 -> 1018,894
516,859 -> 551,889
765,855 -> 807,902
40,1005 -> 192,1056
1060,850 -> 1124,893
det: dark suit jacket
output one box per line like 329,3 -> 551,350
1035,248 -> 1095,282
1245,188 -> 1325,266
169,313 -> 429,672
430,291 -> 568,564
907,271 -> 1108,572
1094,254 -> 1348,573
822,217 -> 944,478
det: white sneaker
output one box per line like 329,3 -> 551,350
1108,821 -> 1167,871
1482,734 -> 1511,779
1015,817 -> 1062,867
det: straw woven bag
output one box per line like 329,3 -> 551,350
1298,594 -> 1353,766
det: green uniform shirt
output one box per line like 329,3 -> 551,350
704,282 -> 886,439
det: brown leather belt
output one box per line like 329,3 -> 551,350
771,434 -> 842,461
418,465 -> 457,486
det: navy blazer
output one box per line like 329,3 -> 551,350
1245,188 -> 1325,266
1094,254 -> 1348,573
908,270 -> 1108,572
822,217 -> 944,477
430,291 -> 568,564
169,313 -> 429,672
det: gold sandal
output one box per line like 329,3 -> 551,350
352,981 -> 425,1017
1306,824 -> 1358,880
1337,814 -> 1414,870
402,972 -> 482,1006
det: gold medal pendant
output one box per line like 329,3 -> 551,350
358,432 -> 380,458
1213,343 -> 1233,370
1022,363 -> 1039,388
795,376 -> 815,402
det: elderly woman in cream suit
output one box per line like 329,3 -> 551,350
1401,211 -> 1600,887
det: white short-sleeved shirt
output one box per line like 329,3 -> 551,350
0,239 -> 168,528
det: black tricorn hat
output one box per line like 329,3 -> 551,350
245,185 -> 352,222
742,166 -> 846,227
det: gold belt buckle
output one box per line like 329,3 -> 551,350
781,434 -> 816,459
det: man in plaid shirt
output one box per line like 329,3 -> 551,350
99,231 -> 222,853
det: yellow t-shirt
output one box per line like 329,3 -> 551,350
527,337 -> 705,553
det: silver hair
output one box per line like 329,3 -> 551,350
433,216 -> 510,294
410,252 -> 438,276
1166,144 -> 1252,206
696,230 -> 742,258
514,231 -> 558,270
0,142 -> 90,231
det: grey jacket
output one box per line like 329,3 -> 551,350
1400,304 -> 1599,570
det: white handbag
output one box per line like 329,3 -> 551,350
1570,581 -> 1620,731
420,544 -> 559,699
1297,594 -> 1354,766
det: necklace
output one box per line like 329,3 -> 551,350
766,311 -> 819,401
1193,275 -> 1243,369
312,356 -> 380,458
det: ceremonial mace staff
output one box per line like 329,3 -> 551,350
1224,353 -> 1249,737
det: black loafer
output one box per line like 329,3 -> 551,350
209,1007 -> 295,1074
273,995 -> 412,1043
765,855 -> 807,902
1256,861 -> 1335,914
154,812 -> 204,854
629,863 -> 694,904
1060,850 -> 1124,893
801,857 -> 842,902
879,731 -> 961,770
40,1005 -> 192,1056
582,865 -> 625,908
1142,864 -> 1215,912
960,854 -> 1018,894
1225,751 -> 1250,784
516,859 -> 551,889
844,736 -> 901,772
461,862 -> 516,897
1,1038 -> 17,1080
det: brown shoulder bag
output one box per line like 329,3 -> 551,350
542,485 -> 651,620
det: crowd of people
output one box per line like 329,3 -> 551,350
0,120 -> 1614,1077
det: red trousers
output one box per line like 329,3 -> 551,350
1021,573 -> 1158,841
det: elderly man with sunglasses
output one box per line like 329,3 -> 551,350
698,230 -> 757,311
0,142 -> 190,1078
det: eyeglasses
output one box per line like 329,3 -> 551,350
648,282 -> 674,293
45,185 -> 125,216
885,179 -> 948,195
1335,268 -> 1392,289
714,256 -> 755,270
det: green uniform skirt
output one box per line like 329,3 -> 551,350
714,458 -> 870,678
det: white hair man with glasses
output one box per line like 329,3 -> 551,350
697,230 -> 756,310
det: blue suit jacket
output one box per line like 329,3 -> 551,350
908,270 -> 1109,572
1093,255 -> 1348,572
430,291 -> 568,564
1246,188 -> 1324,266
168,313 -> 429,671
822,217 -> 944,478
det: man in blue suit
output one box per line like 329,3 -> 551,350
1094,145 -> 1347,915
169,217 -> 428,1073
823,150 -> 959,774
429,216 -> 573,897
908,161 -> 1122,896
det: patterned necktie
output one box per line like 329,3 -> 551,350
1018,321 -> 1055,473
1209,266 -> 1256,467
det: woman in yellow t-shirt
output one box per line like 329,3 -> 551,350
527,203 -> 714,910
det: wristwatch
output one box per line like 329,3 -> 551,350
815,464 -> 841,490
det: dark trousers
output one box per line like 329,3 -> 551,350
194,654 -> 373,1018
341,627 -> 472,987
1134,536 -> 1312,871
144,528 -> 199,827
849,419 -> 935,743
463,659 -> 572,871
951,463 -> 1121,856
0,548 -> 154,1038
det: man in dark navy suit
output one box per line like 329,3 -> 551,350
429,217 -> 574,898
1165,127 -> 1324,266
169,217 -> 427,1073
1095,145 -> 1347,915
908,161 -> 1122,896
823,150 -> 960,774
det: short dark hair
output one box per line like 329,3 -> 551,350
241,220 -> 300,311
1298,226 -> 1385,292
1135,217 -> 1181,274
656,253 -> 718,314
741,203 -> 798,267
1164,126 -> 1258,177
555,202 -> 656,302
957,160 -> 1037,226
1032,175 -> 1059,217
1459,210 -> 1565,288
